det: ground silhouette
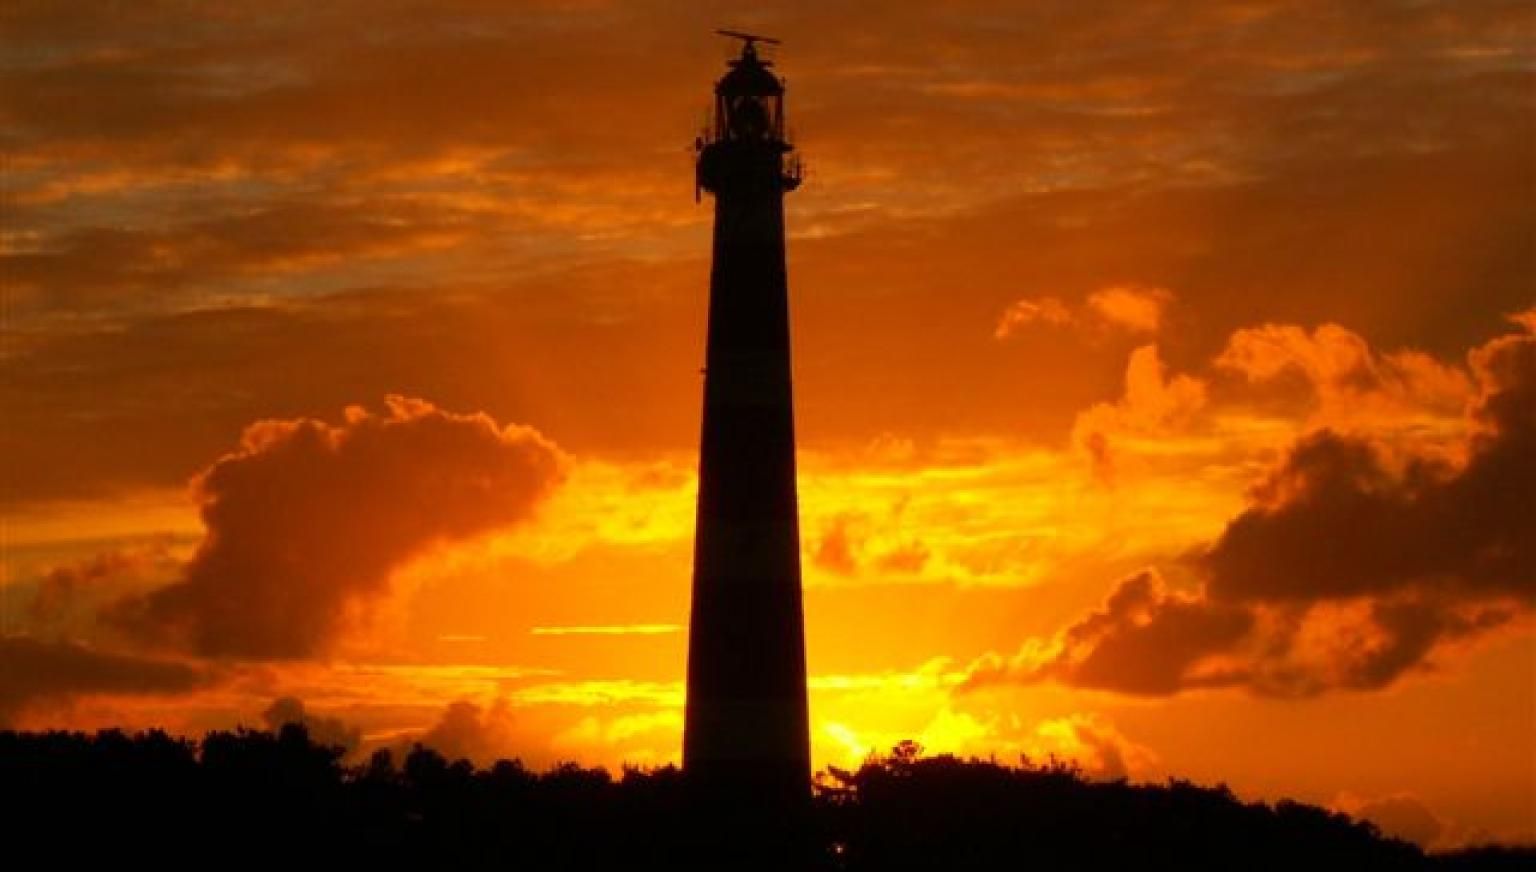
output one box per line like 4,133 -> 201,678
1,728 -> 1528,869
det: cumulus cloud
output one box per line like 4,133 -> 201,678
1086,285 -> 1172,334
1205,322 -> 1534,605
962,570 -> 1251,696
965,568 -> 1513,698
968,316 -> 1535,697
1029,713 -> 1158,781
994,297 -> 1072,339
1216,322 -> 1472,430
1336,792 -> 1447,850
414,699 -> 517,766
262,696 -> 362,752
820,702 -> 1157,784
1071,344 -> 1207,482
0,636 -> 209,725
551,710 -> 682,766
112,397 -> 567,659
29,543 -> 180,631
810,509 -> 931,579
994,285 -> 1174,340
813,513 -> 863,576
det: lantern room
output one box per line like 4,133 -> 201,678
709,33 -> 786,145
695,31 -> 803,198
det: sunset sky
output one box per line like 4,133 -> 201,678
2,0 -> 1533,850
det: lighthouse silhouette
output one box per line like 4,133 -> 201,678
683,31 -> 811,864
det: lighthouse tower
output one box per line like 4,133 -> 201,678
683,31 -> 811,847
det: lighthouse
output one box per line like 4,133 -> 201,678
683,31 -> 811,854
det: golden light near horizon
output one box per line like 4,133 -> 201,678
2,0 -> 1533,852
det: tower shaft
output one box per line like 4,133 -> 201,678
685,150 -> 809,788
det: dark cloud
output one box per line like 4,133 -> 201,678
1039,571 -> 1253,696
962,570 -> 1252,696
1206,324 -> 1535,604
31,549 -> 153,624
963,570 -> 1517,699
25,542 -> 182,634
967,319 -> 1535,697
0,636 -> 209,725
111,397 -> 566,659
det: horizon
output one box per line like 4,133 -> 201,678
1,1 -> 1532,854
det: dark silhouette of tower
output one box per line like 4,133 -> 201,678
683,31 -> 810,863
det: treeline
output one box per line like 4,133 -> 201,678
0,728 -> 1528,869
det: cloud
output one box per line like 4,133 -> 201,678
1,0 -> 1529,513
1336,792 -> 1447,850
810,508 -> 932,580
0,268 -> 706,508
551,710 -> 682,765
1086,285 -> 1172,334
32,551 -> 141,613
818,704 -> 1157,784
112,397 -> 567,659
29,543 -> 180,631
813,513 -> 863,576
1205,321 -> 1535,605
994,285 -> 1174,340
1029,713 -> 1158,781
262,696 -> 362,752
1216,322 -> 1472,430
962,570 -> 1252,696
994,297 -> 1073,339
968,316 -> 1535,697
4,200 -> 472,312
1071,344 -> 1207,482
0,636 -> 209,725
414,699 -> 516,765
529,624 -> 681,636
962,569 -> 1517,699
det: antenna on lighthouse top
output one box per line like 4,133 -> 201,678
715,29 -> 780,59
715,29 -> 780,46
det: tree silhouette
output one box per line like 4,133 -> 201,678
0,729 -> 1527,869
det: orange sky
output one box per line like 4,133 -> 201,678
2,0 -> 1533,851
